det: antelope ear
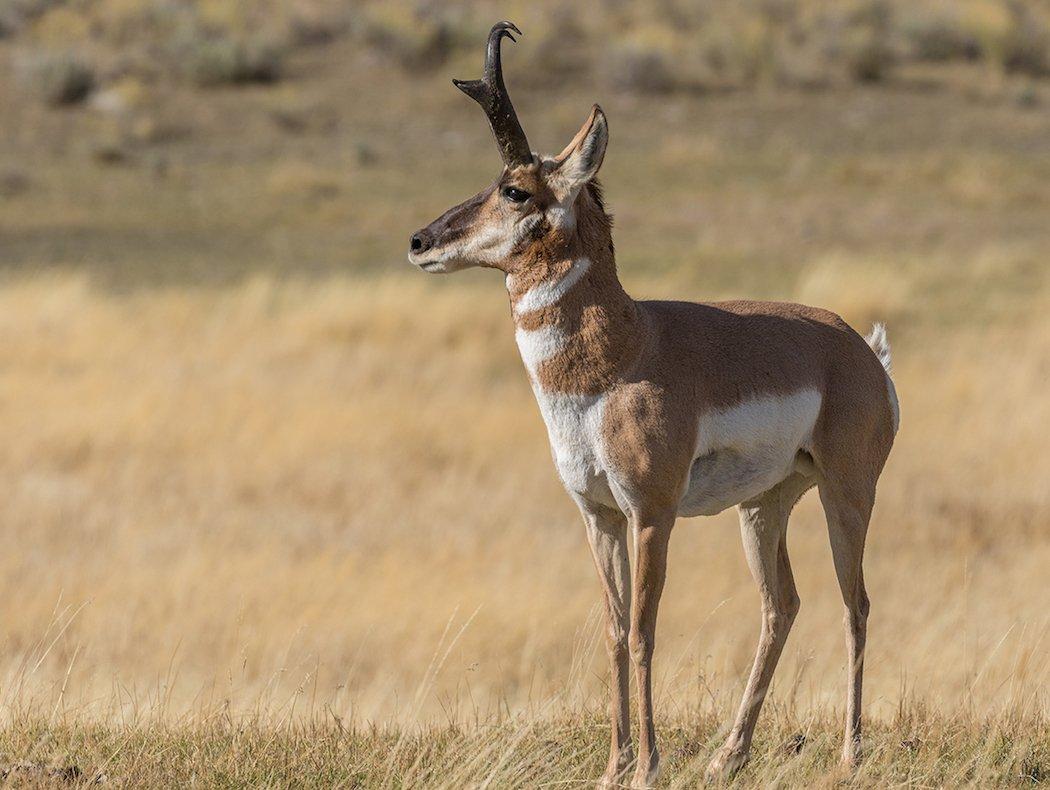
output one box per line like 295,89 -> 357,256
548,105 -> 608,201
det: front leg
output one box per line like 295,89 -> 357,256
580,502 -> 634,788
629,507 -> 675,789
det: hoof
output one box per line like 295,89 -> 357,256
704,746 -> 749,783
841,746 -> 862,771
597,749 -> 634,789
842,735 -> 862,771
629,752 -> 659,789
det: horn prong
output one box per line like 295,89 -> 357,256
452,21 -> 532,167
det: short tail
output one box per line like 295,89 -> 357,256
866,322 -> 899,433
865,322 -> 892,376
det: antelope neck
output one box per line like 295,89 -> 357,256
507,252 -> 643,396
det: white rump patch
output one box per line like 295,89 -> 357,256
885,375 -> 900,434
513,258 -> 591,315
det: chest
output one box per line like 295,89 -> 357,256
530,388 -> 619,508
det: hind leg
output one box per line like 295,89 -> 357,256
706,474 -> 811,781
818,475 -> 875,768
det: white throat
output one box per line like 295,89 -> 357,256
511,257 -> 591,316
510,257 -> 591,381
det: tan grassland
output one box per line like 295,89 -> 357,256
1,8 -> 1049,785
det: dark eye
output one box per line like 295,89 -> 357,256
502,186 -> 531,203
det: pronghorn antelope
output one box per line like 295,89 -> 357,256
408,22 -> 899,787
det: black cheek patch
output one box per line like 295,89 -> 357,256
511,215 -> 550,255
530,216 -> 550,241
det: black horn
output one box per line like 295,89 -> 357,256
453,21 -> 533,168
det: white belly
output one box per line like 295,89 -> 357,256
677,389 -> 822,517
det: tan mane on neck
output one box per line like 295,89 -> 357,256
577,179 -> 614,265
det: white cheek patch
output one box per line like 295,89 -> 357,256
546,201 -> 576,231
513,257 -> 591,315
538,161 -> 578,230
463,221 -> 514,262
459,212 -> 543,264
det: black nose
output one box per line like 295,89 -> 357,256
410,232 -> 431,254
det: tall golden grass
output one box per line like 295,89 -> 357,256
2,270 -> 1046,732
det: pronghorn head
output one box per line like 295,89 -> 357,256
409,21 -> 609,275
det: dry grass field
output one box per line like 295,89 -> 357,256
2,2 -> 1050,786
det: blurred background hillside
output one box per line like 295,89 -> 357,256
1,0 -> 1048,744
3,0 -> 1050,286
